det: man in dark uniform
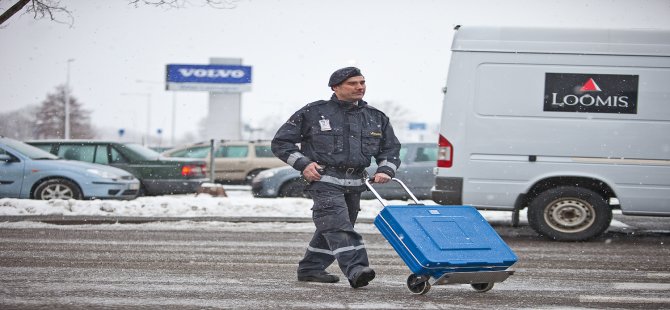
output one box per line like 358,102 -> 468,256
271,67 -> 401,288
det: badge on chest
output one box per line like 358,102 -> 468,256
319,119 -> 332,131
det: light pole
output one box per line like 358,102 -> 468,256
136,79 -> 176,146
64,58 -> 74,139
121,92 -> 151,145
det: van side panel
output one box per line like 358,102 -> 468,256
438,51 -> 670,215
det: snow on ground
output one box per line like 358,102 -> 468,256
0,185 -> 520,224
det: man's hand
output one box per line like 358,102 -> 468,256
302,162 -> 323,182
372,172 -> 391,184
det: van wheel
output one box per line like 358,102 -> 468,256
279,179 -> 309,198
527,186 -> 611,241
34,179 -> 83,200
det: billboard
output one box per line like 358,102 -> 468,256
166,64 -> 252,92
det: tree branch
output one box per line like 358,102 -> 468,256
0,0 -> 31,26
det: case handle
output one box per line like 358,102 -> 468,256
364,177 -> 423,207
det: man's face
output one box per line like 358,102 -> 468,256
333,76 -> 366,102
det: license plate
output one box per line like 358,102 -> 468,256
129,183 -> 140,190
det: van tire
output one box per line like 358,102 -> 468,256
527,186 -> 612,241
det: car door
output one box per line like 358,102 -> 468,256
0,147 -> 26,198
212,144 -> 250,182
103,144 -> 138,176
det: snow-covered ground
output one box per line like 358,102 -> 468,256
0,185 -> 518,223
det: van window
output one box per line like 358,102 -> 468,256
255,145 -> 274,158
215,145 -> 248,158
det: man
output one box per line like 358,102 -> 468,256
271,67 -> 401,289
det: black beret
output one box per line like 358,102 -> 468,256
328,67 -> 363,87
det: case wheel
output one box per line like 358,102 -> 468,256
407,274 -> 431,295
470,282 -> 494,292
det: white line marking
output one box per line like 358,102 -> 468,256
580,295 -> 670,304
613,283 -> 670,290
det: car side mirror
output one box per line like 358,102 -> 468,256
0,154 -> 13,162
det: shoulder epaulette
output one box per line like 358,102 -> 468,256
306,100 -> 329,107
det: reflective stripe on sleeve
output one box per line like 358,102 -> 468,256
287,152 -> 304,166
378,160 -> 397,172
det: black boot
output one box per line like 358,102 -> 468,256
297,272 -> 340,283
349,267 -> 375,288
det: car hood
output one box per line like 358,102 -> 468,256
33,158 -> 137,178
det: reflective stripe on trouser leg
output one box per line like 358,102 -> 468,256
297,190 -> 367,278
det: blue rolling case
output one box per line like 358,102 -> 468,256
366,178 -> 517,295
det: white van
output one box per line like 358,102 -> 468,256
432,26 -> 670,241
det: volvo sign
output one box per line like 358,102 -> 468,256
166,64 -> 252,92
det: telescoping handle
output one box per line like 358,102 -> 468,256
364,177 -> 423,207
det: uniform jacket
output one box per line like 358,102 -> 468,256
272,95 -> 401,178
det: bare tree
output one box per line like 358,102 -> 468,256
0,104 -> 38,139
0,0 -> 72,26
0,0 -> 239,27
34,84 -> 95,139
371,100 -> 414,124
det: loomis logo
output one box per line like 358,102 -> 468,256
544,73 -> 638,114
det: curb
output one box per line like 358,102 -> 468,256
0,215 -> 512,227
0,215 -> 325,225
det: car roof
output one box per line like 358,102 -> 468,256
26,139 -> 129,144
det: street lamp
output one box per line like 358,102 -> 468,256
136,79 -> 176,146
64,58 -> 74,139
120,92 -> 151,145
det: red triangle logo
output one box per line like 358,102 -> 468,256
580,78 -> 602,92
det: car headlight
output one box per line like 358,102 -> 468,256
256,170 -> 276,180
87,168 -> 120,180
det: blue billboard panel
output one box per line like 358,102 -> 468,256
408,122 -> 427,130
166,64 -> 252,92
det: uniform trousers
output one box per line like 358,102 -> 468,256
298,182 -> 369,280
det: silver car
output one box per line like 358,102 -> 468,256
0,137 -> 140,200
251,142 -> 437,200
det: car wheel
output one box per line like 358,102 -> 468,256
527,186 -> 612,241
279,179 -> 309,198
245,169 -> 266,185
34,179 -> 83,200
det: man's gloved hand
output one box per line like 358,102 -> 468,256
302,162 -> 323,182
372,172 -> 391,184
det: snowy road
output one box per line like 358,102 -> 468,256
0,221 -> 669,309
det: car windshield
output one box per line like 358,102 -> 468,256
3,139 -> 58,159
122,143 -> 161,160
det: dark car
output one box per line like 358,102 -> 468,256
251,142 -> 438,200
27,140 -> 208,196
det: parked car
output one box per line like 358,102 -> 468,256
27,140 -> 208,196
251,142 -> 438,200
162,140 -> 287,184
0,137 -> 140,200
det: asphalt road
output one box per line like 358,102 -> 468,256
0,220 -> 669,309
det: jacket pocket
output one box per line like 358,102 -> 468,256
311,126 -> 344,154
361,131 -> 382,156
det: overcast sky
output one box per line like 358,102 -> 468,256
1,0 -> 669,144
